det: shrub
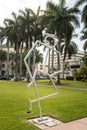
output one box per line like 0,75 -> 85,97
76,77 -> 83,81
66,76 -> 74,80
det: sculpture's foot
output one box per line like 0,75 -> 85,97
38,117 -> 48,122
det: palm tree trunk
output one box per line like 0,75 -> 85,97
19,42 -> 23,79
15,41 -> 19,81
62,60 -> 65,79
48,49 -> 51,73
62,47 -> 67,79
11,60 -> 14,77
56,53 -> 60,84
52,50 -> 54,73
27,35 -> 31,82
6,41 -> 9,80
32,47 -> 35,75
56,38 -> 61,84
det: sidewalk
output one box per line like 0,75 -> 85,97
48,117 -> 87,130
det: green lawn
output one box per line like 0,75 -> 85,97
37,79 -> 87,89
0,80 -> 87,130
61,80 -> 87,88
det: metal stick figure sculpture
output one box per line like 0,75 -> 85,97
24,33 -> 62,122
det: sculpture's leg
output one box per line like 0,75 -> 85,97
33,69 -> 43,121
27,81 -> 33,111
28,98 -> 32,111
28,81 -> 33,90
49,75 -> 58,93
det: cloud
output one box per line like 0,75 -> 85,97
0,0 -> 83,50
0,0 -> 78,25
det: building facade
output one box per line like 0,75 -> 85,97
0,44 -> 14,79
37,51 -> 84,78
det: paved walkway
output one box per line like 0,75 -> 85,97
60,86 -> 87,91
37,83 -> 87,91
48,117 -> 87,130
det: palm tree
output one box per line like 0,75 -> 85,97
19,8 -> 34,44
75,0 -> 87,6
76,0 -> 87,56
83,40 -> 87,51
76,0 -> 87,52
82,4 -> 87,27
61,40 -> 77,79
75,0 -> 87,26
81,29 -> 87,51
4,12 -> 21,81
30,6 -> 43,74
42,0 -> 80,84
18,8 -> 35,81
9,52 -> 15,77
0,25 -> 11,80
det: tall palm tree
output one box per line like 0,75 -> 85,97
19,41 -> 24,79
9,52 -> 15,77
81,29 -> 87,51
61,40 -> 77,79
75,0 -> 87,7
30,6 -> 43,74
0,25 -> 12,80
19,8 -> 34,47
42,0 -> 80,84
4,12 -> 21,81
83,40 -> 87,51
18,8 -> 35,81
76,0 -> 87,52
82,4 -> 87,27
75,0 -> 87,27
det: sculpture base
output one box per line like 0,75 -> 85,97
28,116 -> 63,130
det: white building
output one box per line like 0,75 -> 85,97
37,50 -> 84,77
0,44 -> 14,79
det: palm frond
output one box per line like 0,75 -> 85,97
68,44 -> 77,58
68,7 -> 80,14
59,0 -> 66,8
37,6 -> 41,16
11,12 -> 17,21
61,43 -> 65,54
19,9 -> 26,17
69,15 -> 80,27
83,40 -> 87,51
46,1 -> 58,13
75,0 -> 87,7
82,5 -> 87,26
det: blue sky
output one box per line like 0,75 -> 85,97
0,0 -> 84,51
